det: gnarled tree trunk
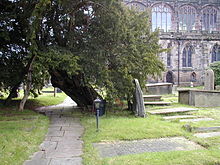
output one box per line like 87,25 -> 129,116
4,82 -> 21,105
19,71 -> 32,111
50,70 -> 99,108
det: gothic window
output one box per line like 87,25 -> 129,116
152,3 -> 172,32
182,45 -> 193,67
179,5 -> 196,31
167,43 -> 172,67
211,44 -> 220,62
126,2 -> 146,12
202,7 -> 218,31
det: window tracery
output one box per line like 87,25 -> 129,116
211,44 -> 220,62
126,2 -> 146,11
152,3 -> 172,32
179,5 -> 196,31
183,45 -> 193,67
202,6 -> 218,31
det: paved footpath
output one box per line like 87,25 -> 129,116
24,97 -> 84,165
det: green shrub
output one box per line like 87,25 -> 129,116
210,62 -> 220,86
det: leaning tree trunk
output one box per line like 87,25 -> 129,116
18,52 -> 36,111
4,82 -> 21,105
19,71 -> 32,111
49,70 -> 99,108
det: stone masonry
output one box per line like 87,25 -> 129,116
123,0 -> 220,86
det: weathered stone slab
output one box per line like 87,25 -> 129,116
143,95 -> 162,101
29,151 -> 45,160
178,89 -> 220,107
39,141 -> 57,151
61,126 -> 84,132
46,149 -> 83,158
163,115 -> 197,120
47,130 -> 64,137
144,101 -> 171,106
50,158 -> 82,165
133,79 -> 146,117
93,137 -> 203,158
204,69 -> 215,91
69,124 -> 84,127
48,126 -> 62,131
148,107 -> 197,115
23,159 -> 50,165
64,131 -> 82,137
194,132 -> 220,138
45,136 -> 52,141
56,141 -> 83,150
180,118 -> 214,122
146,83 -> 173,95
50,122 -> 70,127
193,126 -> 220,132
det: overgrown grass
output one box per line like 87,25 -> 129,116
0,89 -> 67,165
81,94 -> 220,165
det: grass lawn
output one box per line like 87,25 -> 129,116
0,89 -> 67,165
80,94 -> 220,165
27,92 -> 67,109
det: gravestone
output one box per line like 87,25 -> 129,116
204,69 -> 214,90
133,79 -> 146,117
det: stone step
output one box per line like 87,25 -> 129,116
144,102 -> 171,106
163,115 -> 197,120
194,132 -> 220,138
180,118 -> 214,122
143,95 -> 162,101
148,107 -> 197,115
193,126 -> 220,133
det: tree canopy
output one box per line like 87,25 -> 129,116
0,0 -> 164,110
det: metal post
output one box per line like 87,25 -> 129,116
96,109 -> 99,132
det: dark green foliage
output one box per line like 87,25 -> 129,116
210,62 -> 220,86
1,0 -> 164,106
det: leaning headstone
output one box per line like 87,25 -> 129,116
204,69 -> 215,90
133,79 -> 146,117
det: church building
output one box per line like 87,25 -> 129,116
123,0 -> 220,86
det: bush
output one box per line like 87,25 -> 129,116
210,62 -> 220,86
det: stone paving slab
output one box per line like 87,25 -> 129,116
194,132 -> 220,138
148,107 -> 198,115
46,130 -> 65,137
193,126 -> 220,132
93,137 -> 203,158
50,136 -> 82,142
180,118 -> 214,122
24,159 -> 50,165
46,149 -> 83,158
163,115 -> 197,120
39,141 -> 57,151
50,158 -> 82,165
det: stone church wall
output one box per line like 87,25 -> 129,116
123,0 -> 220,86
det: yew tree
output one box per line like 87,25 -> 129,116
0,0 -> 164,110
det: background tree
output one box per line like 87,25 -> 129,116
210,62 -> 220,86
